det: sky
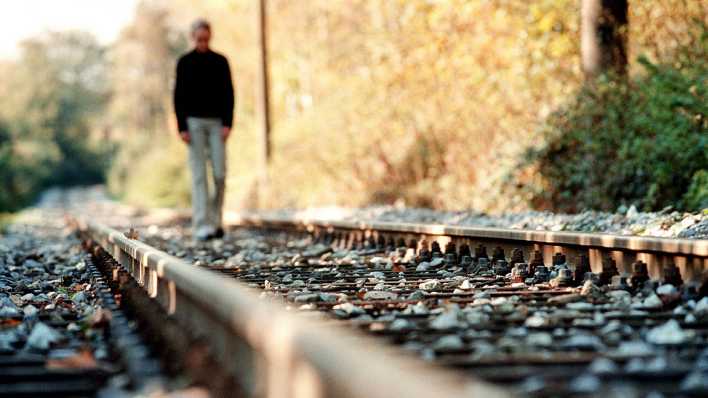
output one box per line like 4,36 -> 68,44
0,0 -> 138,59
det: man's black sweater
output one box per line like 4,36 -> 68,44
174,49 -> 234,132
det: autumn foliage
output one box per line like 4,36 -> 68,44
0,0 -> 705,213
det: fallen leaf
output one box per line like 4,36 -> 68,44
46,348 -> 98,370
1,319 -> 22,327
124,228 -> 139,239
392,263 -> 406,273
356,289 -> 367,300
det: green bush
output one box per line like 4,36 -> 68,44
522,48 -> 707,212
108,134 -> 191,208
684,170 -> 708,210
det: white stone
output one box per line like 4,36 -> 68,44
363,291 -> 398,300
525,315 -> 547,328
491,297 -> 508,306
626,205 -> 638,219
23,305 -> 38,317
646,319 -> 688,345
419,279 -> 440,291
656,284 -> 677,296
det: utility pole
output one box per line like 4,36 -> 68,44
257,0 -> 271,203
581,0 -> 628,80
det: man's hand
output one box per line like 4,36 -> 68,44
222,126 -> 231,142
179,131 -> 190,144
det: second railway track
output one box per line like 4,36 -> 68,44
78,213 -> 708,397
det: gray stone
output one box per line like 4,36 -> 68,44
23,259 -> 43,270
389,318 -> 412,331
432,335 -> 464,351
682,371 -> 708,392
23,305 -> 38,317
526,332 -> 552,347
695,297 -> 708,318
590,357 -> 618,374
617,341 -> 654,357
26,322 -> 61,351
562,333 -> 604,350
72,291 -> 87,303
0,306 -> 20,319
430,308 -> 462,330
332,302 -> 365,318
293,293 -> 320,303
569,374 -> 601,393
643,294 -> 663,309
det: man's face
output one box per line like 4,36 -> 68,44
193,28 -> 211,52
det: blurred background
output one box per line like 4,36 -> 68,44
0,0 -> 706,214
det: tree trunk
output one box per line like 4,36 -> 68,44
581,0 -> 628,79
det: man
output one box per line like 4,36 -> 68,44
174,19 -> 234,241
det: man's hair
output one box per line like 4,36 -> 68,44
191,18 -> 211,35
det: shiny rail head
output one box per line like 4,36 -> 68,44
75,217 -> 511,398
227,213 -> 708,255
225,212 -> 708,283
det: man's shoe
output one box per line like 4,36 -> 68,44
214,227 -> 225,239
194,226 -> 216,241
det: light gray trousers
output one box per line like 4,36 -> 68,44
187,117 -> 226,232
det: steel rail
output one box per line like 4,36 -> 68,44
77,219 -> 510,398
225,213 -> 708,282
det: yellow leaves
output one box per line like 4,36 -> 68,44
537,12 -> 557,33
549,35 -> 574,58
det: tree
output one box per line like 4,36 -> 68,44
8,31 -> 109,185
108,0 -> 186,138
0,31 -> 110,211
581,0 -> 628,79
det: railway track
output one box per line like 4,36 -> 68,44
0,222 -> 173,397
74,213 -> 708,397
